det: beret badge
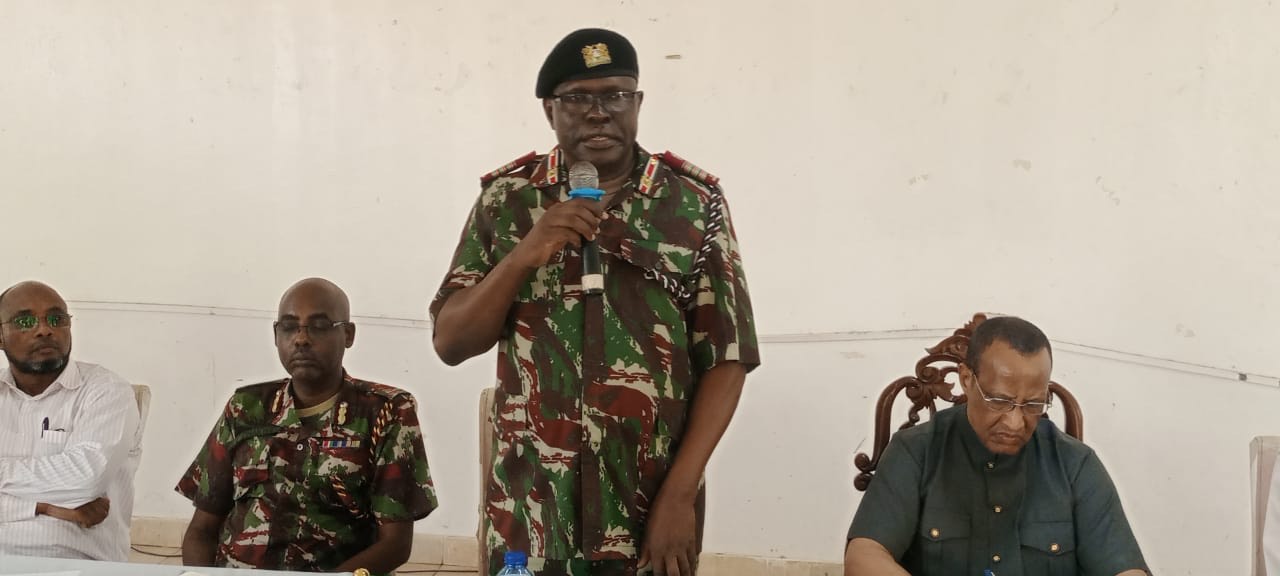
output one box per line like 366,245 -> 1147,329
581,43 -> 612,68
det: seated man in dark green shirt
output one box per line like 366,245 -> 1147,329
844,316 -> 1148,576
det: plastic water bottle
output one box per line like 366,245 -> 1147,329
497,550 -> 533,576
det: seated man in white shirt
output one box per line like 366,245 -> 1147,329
0,281 -> 141,561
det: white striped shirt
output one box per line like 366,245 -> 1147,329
0,360 -> 141,561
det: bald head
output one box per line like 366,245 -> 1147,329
279,278 -> 350,321
274,278 -> 354,386
0,281 -> 66,319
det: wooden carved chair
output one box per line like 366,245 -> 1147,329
853,313 -> 1084,491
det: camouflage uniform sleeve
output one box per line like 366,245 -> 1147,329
429,194 -> 496,324
369,393 -> 438,523
174,401 -> 237,515
689,191 -> 761,377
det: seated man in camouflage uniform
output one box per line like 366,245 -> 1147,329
432,28 -> 759,576
177,278 -> 437,576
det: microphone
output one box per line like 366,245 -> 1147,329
568,161 -> 605,295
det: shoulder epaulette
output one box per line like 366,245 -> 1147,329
229,379 -> 289,415
350,381 -> 411,446
646,151 -> 727,308
656,150 -> 720,186
234,379 -> 287,396
348,378 -> 407,399
480,151 -> 539,185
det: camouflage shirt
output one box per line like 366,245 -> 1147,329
175,374 -> 437,572
431,147 -> 760,561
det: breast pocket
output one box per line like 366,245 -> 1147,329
918,510 -> 972,574
231,467 -> 270,502
1020,521 -> 1077,576
230,437 -> 273,502
615,237 -> 698,317
492,388 -> 531,441
34,430 -> 69,456
517,259 -> 566,303
315,437 -> 373,478
499,300 -> 554,397
314,436 -> 374,518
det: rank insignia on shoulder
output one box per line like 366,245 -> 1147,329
658,150 -> 721,186
480,150 -> 539,185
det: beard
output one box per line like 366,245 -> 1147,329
5,348 -> 70,375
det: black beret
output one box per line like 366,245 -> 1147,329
536,28 -> 638,98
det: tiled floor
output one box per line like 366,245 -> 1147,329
127,544 -> 480,575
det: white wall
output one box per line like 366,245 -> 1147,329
2,1 -> 1279,573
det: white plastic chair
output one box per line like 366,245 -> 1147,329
1252,436 -> 1280,575
131,384 -> 151,458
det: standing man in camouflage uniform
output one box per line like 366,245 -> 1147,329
177,278 -> 437,576
432,28 -> 759,576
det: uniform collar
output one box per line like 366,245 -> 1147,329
271,370 -> 354,428
530,146 -> 667,199
529,147 -> 566,189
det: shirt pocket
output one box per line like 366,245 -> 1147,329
34,430 -> 69,456
231,466 -> 270,502
614,236 -> 699,321
487,388 -> 534,515
516,259 -> 566,303
1020,520 -> 1077,576
918,509 -> 971,574
313,435 -> 374,518
492,388 -> 531,441
497,301 -> 547,398
231,437 -> 272,502
314,436 -> 373,479
617,238 -> 696,278
650,397 -> 688,461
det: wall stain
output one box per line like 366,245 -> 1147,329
1095,176 -> 1121,206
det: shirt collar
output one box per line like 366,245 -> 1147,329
53,360 -> 83,390
0,367 -> 14,393
955,403 -> 1026,469
0,359 -> 81,397
271,370 -> 353,428
529,147 -> 565,190
530,146 -> 666,199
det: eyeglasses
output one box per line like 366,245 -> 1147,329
551,91 -> 642,114
970,376 -> 1052,416
273,319 -> 351,338
1,313 -> 73,331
